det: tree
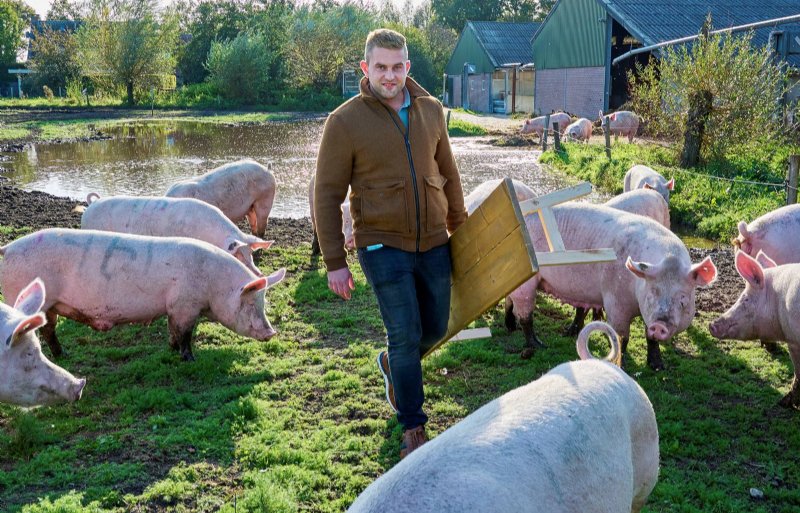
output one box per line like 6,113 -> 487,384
430,0 -> 553,32
28,25 -> 81,93
46,0 -> 85,20
77,0 -> 180,105
628,24 -> 789,168
205,30 -> 274,103
0,1 -> 25,68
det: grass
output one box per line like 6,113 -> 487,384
447,118 -> 487,137
1,226 -> 799,512
539,140 -> 795,242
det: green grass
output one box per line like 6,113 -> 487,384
1,227 -> 799,512
447,118 -> 488,137
540,140 -> 796,242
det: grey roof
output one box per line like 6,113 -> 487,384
597,0 -> 800,66
468,21 -> 542,66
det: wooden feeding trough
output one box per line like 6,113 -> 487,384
423,178 -> 616,358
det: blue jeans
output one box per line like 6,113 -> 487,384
358,243 -> 452,429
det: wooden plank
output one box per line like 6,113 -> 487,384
537,207 -> 565,252
519,181 -> 592,215
449,327 -> 492,341
536,249 -> 617,266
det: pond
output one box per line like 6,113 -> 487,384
0,119 -> 608,218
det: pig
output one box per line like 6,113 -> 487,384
733,204 -> 800,266
347,321 -> 659,513
567,188 -> 672,336
165,159 -> 276,238
564,117 -> 593,142
600,110 -> 641,143
520,112 -> 571,141
81,194 -> 272,276
308,175 -> 353,256
1,278 -> 86,406
0,229 -> 286,361
623,165 -> 675,203
507,203 -> 716,368
709,250 -> 800,408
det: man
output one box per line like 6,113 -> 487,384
314,28 -> 467,459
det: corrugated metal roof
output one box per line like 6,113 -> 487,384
468,21 -> 542,67
598,0 -> 800,66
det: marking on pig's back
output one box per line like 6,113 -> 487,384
99,237 -> 138,281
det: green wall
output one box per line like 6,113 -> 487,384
532,0 -> 607,69
445,25 -> 495,76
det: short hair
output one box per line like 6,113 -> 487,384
364,28 -> 407,63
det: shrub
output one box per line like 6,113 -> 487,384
206,31 -> 275,104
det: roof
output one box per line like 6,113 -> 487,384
596,0 -> 800,66
468,21 -> 542,66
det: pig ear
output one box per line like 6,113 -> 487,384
240,276 -> 268,296
266,268 -> 286,288
13,278 -> 46,316
755,250 -> 777,269
737,221 -> 749,239
666,178 -> 675,190
643,182 -> 655,191
249,239 -> 274,252
9,313 -> 46,347
225,237 -> 248,255
689,256 -> 717,286
625,257 -> 656,279
735,251 -> 765,288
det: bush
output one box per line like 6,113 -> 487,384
42,85 -> 54,99
206,31 -> 275,104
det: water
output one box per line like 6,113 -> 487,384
0,120 -> 607,218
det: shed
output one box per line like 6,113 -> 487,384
444,21 -> 541,114
531,0 -> 800,118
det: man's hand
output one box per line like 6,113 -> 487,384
328,267 -> 355,300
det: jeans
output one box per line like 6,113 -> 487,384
358,243 -> 452,429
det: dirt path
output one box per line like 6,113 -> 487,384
445,108 -> 522,134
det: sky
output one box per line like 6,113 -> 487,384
22,0 -> 425,19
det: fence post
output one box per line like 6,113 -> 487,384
542,114 -> 550,151
602,116 -> 611,159
788,155 -> 799,205
553,123 -> 561,152
446,110 -> 451,129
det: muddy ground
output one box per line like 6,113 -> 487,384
0,181 -> 742,314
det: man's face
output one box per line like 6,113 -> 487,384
360,47 -> 410,101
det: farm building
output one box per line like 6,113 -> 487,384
531,0 -> 800,118
443,21 -> 541,114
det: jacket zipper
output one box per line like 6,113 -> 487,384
381,101 -> 420,252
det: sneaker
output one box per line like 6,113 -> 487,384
376,351 -> 397,413
399,425 -> 427,459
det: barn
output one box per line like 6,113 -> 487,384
443,21 -> 541,114
531,0 -> 800,118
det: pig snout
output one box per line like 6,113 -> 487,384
72,378 -> 87,402
708,317 -> 732,339
647,321 -> 671,341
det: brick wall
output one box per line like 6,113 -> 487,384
534,67 -> 605,119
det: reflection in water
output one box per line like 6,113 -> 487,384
0,120 -> 606,218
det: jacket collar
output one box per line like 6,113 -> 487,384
359,76 -> 430,103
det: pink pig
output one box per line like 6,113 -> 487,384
733,204 -> 800,265
520,112 -> 571,141
1,278 -> 86,406
81,195 -> 272,276
624,165 -> 675,203
710,250 -> 800,408
308,175 -> 353,255
600,110 -> 641,143
0,229 -> 286,361
165,159 -> 276,237
508,203 -> 716,368
564,118 -> 593,142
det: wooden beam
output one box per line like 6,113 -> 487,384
536,249 -> 617,266
519,181 -> 592,215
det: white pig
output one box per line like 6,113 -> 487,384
347,321 -> 659,513
624,165 -> 675,203
0,229 -> 286,361
308,175 -> 353,256
507,204 -> 716,368
709,250 -> 800,408
165,159 -> 276,237
520,112 -> 571,141
600,110 -> 641,143
564,117 -> 593,142
81,195 -> 272,276
733,204 -> 800,265
1,278 -> 86,406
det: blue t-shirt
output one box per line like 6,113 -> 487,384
398,87 -> 411,128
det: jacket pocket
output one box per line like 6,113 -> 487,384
361,180 -> 409,234
424,175 -> 448,231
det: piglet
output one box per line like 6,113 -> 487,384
564,117 -> 593,142
166,159 -> 276,237
0,229 -> 286,361
710,250 -> 800,408
520,112 -> 571,141
600,110 -> 641,143
624,165 -> 675,203
1,278 -> 86,406
81,194 -> 272,276
347,321 -> 659,513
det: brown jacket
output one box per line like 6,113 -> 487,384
314,76 -> 468,271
